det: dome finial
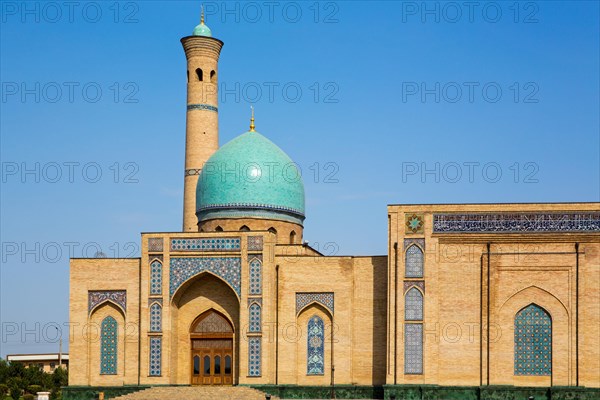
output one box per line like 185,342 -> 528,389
200,4 -> 205,24
250,106 -> 256,132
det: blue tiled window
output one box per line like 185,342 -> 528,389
249,303 -> 261,332
150,303 -> 162,332
515,304 -> 552,376
249,258 -> 262,295
307,315 -> 325,375
404,323 -> 423,374
405,245 -> 424,278
405,288 -> 423,321
149,337 -> 162,376
150,260 -> 162,295
248,337 -> 261,376
100,316 -> 118,375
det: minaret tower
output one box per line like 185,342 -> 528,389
181,8 -> 224,231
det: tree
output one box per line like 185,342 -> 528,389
7,377 -> 23,400
0,359 -> 9,383
0,383 -> 9,397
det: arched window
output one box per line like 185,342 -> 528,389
210,70 -> 216,82
100,316 -> 118,375
150,260 -> 162,295
240,225 -> 250,232
196,68 -> 203,81
215,226 -> 223,232
150,303 -> 162,332
187,70 -> 189,83
307,315 -> 325,375
290,230 -> 297,244
249,258 -> 262,295
515,304 -> 552,376
405,288 -> 423,321
405,245 -> 424,278
268,227 -> 277,234
249,303 -> 261,332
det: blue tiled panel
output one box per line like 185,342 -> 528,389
307,315 -> 325,375
515,304 -> 552,376
248,337 -> 261,376
405,288 -> 423,321
170,238 -> 241,251
149,337 -> 162,376
100,316 -> 118,375
249,257 -> 262,295
147,238 -> 163,252
405,245 -> 424,278
249,303 -> 261,333
247,236 -> 263,251
150,260 -> 162,295
150,303 -> 162,332
170,257 -> 241,297
433,212 -> 600,233
404,323 -> 423,374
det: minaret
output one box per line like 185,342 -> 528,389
181,8 -> 224,231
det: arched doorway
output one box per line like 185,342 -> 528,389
190,310 -> 234,385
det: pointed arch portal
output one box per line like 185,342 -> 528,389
190,310 -> 234,385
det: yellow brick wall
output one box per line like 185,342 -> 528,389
387,203 -> 600,388
69,258 -> 140,386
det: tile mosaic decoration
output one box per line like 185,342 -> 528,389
249,303 -> 261,333
307,315 -> 325,375
150,260 -> 162,295
150,303 -> 162,332
514,304 -> 552,376
170,237 -> 241,251
404,238 -> 425,250
248,337 -> 261,376
433,212 -> 600,233
100,316 -> 117,375
247,236 -> 263,251
296,292 -> 334,316
89,290 -> 126,314
187,103 -> 218,112
405,214 -> 424,234
403,281 -> 425,294
148,238 -> 163,252
170,257 -> 241,297
149,337 -> 162,376
405,245 -> 424,278
185,169 -> 201,176
249,257 -> 262,295
405,287 -> 424,321
247,298 -> 262,307
404,323 -> 423,374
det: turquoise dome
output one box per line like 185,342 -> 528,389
192,22 -> 212,37
196,130 -> 305,225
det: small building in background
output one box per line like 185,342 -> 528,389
6,353 -> 69,373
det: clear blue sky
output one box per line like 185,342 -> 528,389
1,1 -> 598,357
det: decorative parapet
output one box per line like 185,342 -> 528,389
170,237 -> 241,251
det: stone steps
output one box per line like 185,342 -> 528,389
112,385 -> 277,400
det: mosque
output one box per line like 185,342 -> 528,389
66,11 -> 600,400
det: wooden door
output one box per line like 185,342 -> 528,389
191,339 -> 233,385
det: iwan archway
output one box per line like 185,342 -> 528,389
171,272 -> 240,385
190,310 -> 234,385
